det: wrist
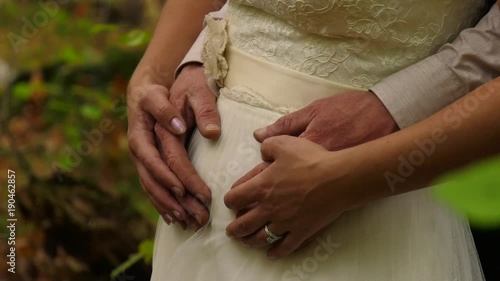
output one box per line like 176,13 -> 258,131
128,60 -> 174,93
177,62 -> 204,78
321,150 -> 363,212
324,147 -> 389,212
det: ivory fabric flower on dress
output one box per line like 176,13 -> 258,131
201,16 -> 229,88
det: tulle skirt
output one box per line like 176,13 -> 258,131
150,47 -> 484,281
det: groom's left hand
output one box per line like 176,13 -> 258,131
253,90 -> 398,151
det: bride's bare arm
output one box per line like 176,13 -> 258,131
130,0 -> 226,88
347,78 -> 500,205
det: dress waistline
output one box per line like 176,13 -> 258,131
223,46 -> 366,109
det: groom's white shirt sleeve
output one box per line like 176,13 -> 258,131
176,3 -> 500,129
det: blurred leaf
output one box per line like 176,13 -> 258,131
64,126 -> 81,143
120,29 -> 152,48
80,104 -> 103,120
110,253 -> 142,280
48,99 -> 71,113
13,82 -> 31,101
139,239 -> 154,264
60,46 -> 86,65
110,239 -> 154,279
130,192 -> 159,224
91,23 -> 119,35
434,156 -> 500,228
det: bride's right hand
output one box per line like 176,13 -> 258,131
127,64 -> 220,230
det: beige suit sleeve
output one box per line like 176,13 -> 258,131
370,4 -> 500,129
174,4 -> 228,78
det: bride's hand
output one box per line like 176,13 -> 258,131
128,64 -> 220,230
254,90 -> 398,151
224,136 -> 358,259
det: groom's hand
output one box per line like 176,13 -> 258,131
253,90 -> 399,151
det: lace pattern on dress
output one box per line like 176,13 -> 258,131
227,0 -> 485,88
220,86 -> 298,115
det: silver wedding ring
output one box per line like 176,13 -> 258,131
265,225 -> 284,244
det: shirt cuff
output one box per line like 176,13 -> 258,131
174,27 -> 207,78
174,4 -> 228,79
371,4 -> 500,129
370,54 -> 462,129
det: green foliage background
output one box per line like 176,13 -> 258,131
0,1 -> 162,280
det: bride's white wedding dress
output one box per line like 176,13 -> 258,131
151,1 -> 487,280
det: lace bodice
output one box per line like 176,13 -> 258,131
226,0 -> 486,88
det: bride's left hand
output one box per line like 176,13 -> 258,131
224,136 -> 357,259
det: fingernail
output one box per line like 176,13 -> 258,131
164,214 -> 174,224
173,210 -> 183,221
172,187 -> 184,198
196,193 -> 209,205
166,214 -> 174,222
194,214 -> 203,225
205,124 -> 220,131
171,118 -> 186,134
254,128 -> 266,138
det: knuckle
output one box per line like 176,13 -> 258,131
196,103 -> 217,119
127,134 -> 140,154
180,173 -> 199,190
157,103 -> 172,118
235,223 -> 250,236
273,116 -> 290,133
154,123 -> 169,141
164,152 -> 180,168
260,202 -> 275,217
143,157 -> 157,172
261,138 -> 272,149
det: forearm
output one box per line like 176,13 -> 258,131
341,78 -> 500,207
130,0 -> 226,89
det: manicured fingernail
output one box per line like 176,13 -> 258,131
173,210 -> 183,221
194,214 -> 202,225
172,187 -> 183,198
254,128 -> 266,138
205,124 -> 220,131
164,214 -> 174,224
196,193 -> 209,205
166,214 -> 174,222
171,118 -> 186,134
